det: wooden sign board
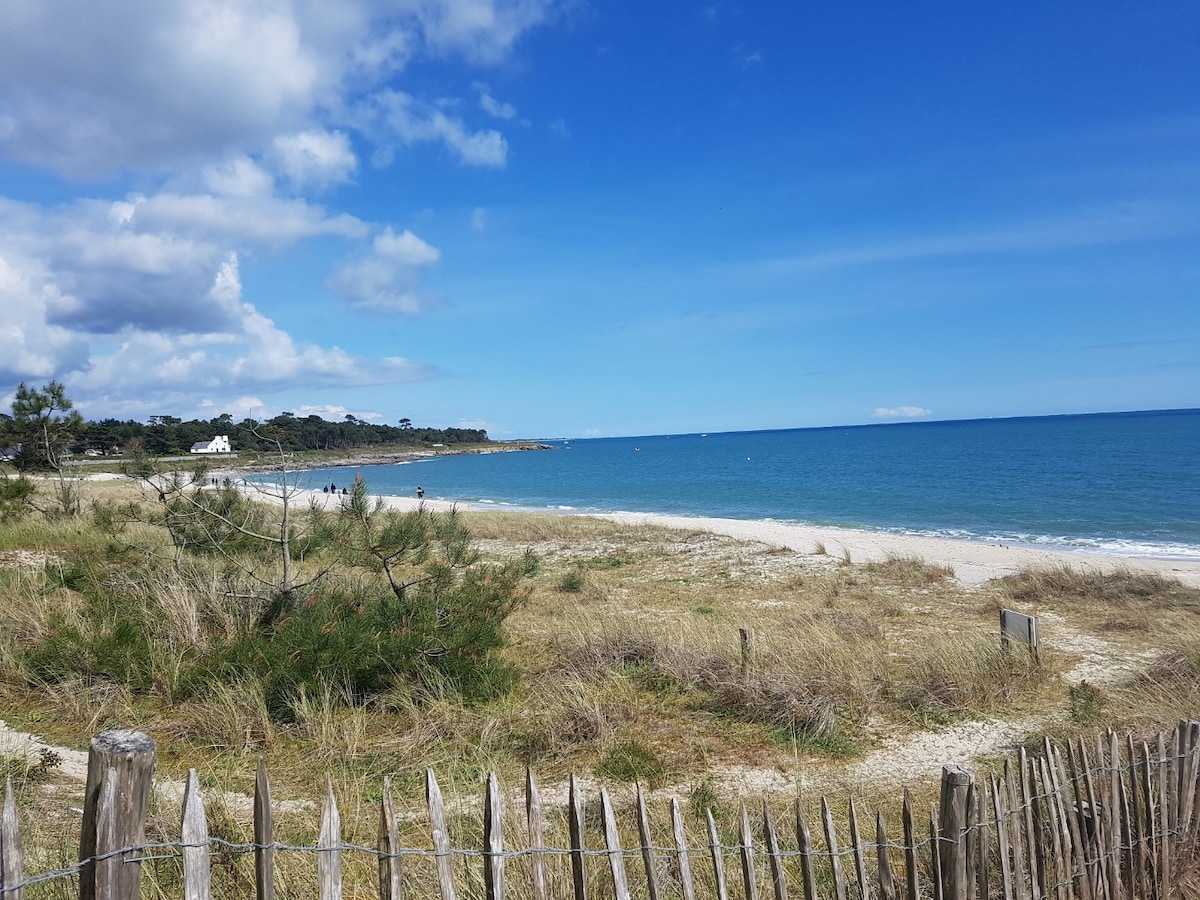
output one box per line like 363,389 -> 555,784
1000,609 -> 1039,660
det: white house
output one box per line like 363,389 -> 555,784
190,435 -> 232,454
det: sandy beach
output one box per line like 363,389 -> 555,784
271,481 -> 1200,588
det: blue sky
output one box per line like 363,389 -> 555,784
0,2 -> 1196,438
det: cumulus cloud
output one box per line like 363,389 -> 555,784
327,227 -> 442,313
120,190 -> 367,248
0,190 -> 365,341
62,262 -> 436,419
0,194 -> 429,416
271,130 -> 358,189
0,255 -> 89,383
0,0 -> 554,417
872,406 -> 933,419
0,0 -> 553,177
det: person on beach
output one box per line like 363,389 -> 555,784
417,486 -> 425,500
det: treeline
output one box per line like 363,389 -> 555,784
73,413 -> 489,456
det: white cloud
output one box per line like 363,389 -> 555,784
471,207 -> 487,232
755,205 -> 1183,278
327,227 -> 442,313
474,82 -> 517,119
294,403 -> 381,421
413,0 -> 557,63
0,0 -> 554,418
0,2 -> 318,176
272,130 -> 358,189
202,157 -> 276,198
65,297 -> 435,420
0,0 -> 552,177
0,196 -> 433,417
872,406 -> 933,419
0,192 -> 365,341
356,89 -> 508,167
122,191 -> 367,248
0,254 -> 89,382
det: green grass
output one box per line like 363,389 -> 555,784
595,740 -> 670,786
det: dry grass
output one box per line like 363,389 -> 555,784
0,479 -> 1195,837
996,563 -> 1200,609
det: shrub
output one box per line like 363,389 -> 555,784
0,473 -> 35,522
1068,681 -> 1108,725
596,741 -> 669,786
197,579 -> 524,717
23,615 -> 156,692
557,568 -> 585,593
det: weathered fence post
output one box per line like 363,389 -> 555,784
427,770 -> 457,900
2,778 -> 23,900
939,765 -> 973,900
79,729 -> 156,900
318,777 -> 342,900
255,758 -> 275,900
526,770 -> 548,900
484,773 -> 505,900
739,628 -> 756,682
378,777 -> 403,900
181,770 -> 211,900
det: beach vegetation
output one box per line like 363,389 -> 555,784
595,740 -> 670,785
0,471 -> 36,521
556,567 -> 586,593
3,380 -> 88,519
0,475 -> 1197,866
997,564 -> 1200,609
863,552 -> 955,583
4,473 -> 536,740
4,380 -> 82,472
1067,680 -> 1108,725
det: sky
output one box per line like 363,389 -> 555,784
0,2 -> 1197,439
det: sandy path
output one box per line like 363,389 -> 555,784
0,720 -> 313,818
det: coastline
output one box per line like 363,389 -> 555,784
275,483 -> 1200,588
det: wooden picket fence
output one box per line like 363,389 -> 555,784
2,721 -> 1200,899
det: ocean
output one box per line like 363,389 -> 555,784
295,409 -> 1200,561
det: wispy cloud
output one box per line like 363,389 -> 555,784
872,406 -> 932,419
752,204 -> 1186,277
473,82 -> 517,119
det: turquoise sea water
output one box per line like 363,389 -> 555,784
293,409 -> 1200,560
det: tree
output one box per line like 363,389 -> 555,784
122,424 -> 331,621
8,381 -> 82,472
6,381 -> 85,517
307,475 -> 538,699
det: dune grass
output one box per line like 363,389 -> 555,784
0,477 -> 1194,834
